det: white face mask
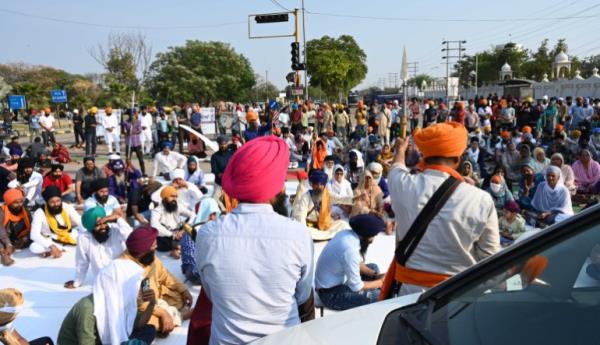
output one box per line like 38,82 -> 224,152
0,321 -> 13,333
490,183 -> 502,194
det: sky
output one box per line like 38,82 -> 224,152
1,0 -> 599,90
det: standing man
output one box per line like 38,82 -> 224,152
140,106 -> 154,155
71,109 -> 85,149
84,107 -> 98,156
29,110 -> 41,144
102,106 -> 121,155
39,108 -> 56,147
193,136 -> 314,345
382,122 -> 499,298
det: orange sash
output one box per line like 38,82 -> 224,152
223,192 -> 238,213
379,260 -> 450,301
418,163 -> 464,181
317,188 -> 332,230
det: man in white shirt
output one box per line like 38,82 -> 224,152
315,214 -> 385,311
64,206 -> 132,288
29,186 -> 82,257
192,136 -> 314,345
14,159 -> 43,206
184,156 -> 205,190
140,107 -> 154,155
383,122 -> 499,297
152,168 -> 203,213
151,186 -> 195,259
83,178 -> 123,220
152,141 -> 187,178
39,109 -> 56,146
101,107 -> 121,154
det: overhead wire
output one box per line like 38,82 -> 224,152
0,8 -> 246,30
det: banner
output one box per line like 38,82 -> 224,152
200,107 -> 216,135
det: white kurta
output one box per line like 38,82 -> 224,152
29,203 -> 82,253
389,162 -> 500,294
101,114 -> 121,153
73,218 -> 133,287
150,203 -> 196,238
152,151 -> 187,177
292,191 -> 352,240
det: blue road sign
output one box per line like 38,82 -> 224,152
7,95 -> 26,110
51,89 -> 68,103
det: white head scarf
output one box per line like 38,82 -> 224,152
349,149 -> 365,168
327,164 -> 353,198
93,258 -> 144,345
194,198 -> 221,224
367,162 -> 384,183
531,165 -> 573,215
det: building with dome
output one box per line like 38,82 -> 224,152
552,51 -> 571,79
499,62 -> 513,80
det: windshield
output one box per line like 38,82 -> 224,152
378,218 -> 600,345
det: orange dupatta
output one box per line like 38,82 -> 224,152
311,139 -> 327,170
316,188 -> 332,230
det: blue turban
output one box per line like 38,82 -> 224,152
161,141 -> 173,150
269,100 -> 279,110
309,169 -> 328,185
593,127 -> 600,135
292,103 -> 299,111
349,214 -> 385,238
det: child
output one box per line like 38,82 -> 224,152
499,200 -> 526,246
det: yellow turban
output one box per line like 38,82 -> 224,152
572,130 -> 582,138
0,288 -> 23,325
413,122 -> 467,159
160,186 -> 178,199
89,106 -> 98,114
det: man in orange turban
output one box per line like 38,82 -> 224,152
0,189 -> 31,266
381,123 -> 499,299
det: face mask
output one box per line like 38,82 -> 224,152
490,183 -> 502,194
0,321 -> 14,333
139,250 -> 155,266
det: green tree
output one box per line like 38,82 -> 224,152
408,74 -> 434,89
581,54 -> 600,77
251,81 -> 280,102
306,35 -> 367,99
145,40 -> 255,104
455,43 -> 529,86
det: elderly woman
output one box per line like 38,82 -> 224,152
549,153 -> 576,194
572,149 -> 600,193
528,165 -> 573,226
350,170 -> 384,218
327,165 -> 353,219
0,288 -> 54,345
530,147 -> 550,174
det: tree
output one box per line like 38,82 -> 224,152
454,43 -> 529,86
251,81 -> 279,102
306,35 -> 367,99
145,40 -> 255,104
408,74 -> 434,89
0,76 -> 11,100
581,54 -> 600,77
90,32 -> 153,89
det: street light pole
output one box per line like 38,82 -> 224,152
475,54 -> 479,97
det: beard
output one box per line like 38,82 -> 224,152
48,204 -> 63,215
95,193 -> 109,204
139,250 -> 155,266
270,191 -> 289,217
8,205 -> 23,215
359,237 -> 372,259
163,199 -> 178,213
92,229 -> 110,243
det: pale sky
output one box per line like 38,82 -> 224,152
1,0 -> 599,90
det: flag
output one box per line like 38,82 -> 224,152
400,46 -> 409,82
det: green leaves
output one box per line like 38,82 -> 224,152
306,35 -> 367,99
145,40 -> 255,104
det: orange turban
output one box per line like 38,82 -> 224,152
246,111 -> 258,123
222,136 -> 289,203
501,131 -> 511,139
522,126 -> 532,133
44,107 -> 51,113
555,124 -> 564,132
160,186 -> 178,199
3,189 -> 24,205
499,99 -> 507,108
455,101 -> 464,110
413,122 -> 467,159
479,99 -> 488,106
105,106 -> 113,114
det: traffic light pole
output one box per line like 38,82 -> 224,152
294,8 -> 301,102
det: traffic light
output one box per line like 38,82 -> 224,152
291,42 -> 300,70
255,13 -> 289,23
285,72 -> 295,83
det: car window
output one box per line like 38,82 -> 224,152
377,221 -> 600,345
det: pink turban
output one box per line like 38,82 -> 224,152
222,136 -> 289,203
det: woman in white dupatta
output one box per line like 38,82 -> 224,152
327,164 -> 353,219
530,165 -> 573,226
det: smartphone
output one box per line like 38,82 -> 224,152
142,278 -> 150,292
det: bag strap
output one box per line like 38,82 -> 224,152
395,176 -> 461,266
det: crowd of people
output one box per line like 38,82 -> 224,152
1,93 -> 600,345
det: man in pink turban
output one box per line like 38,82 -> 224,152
189,136 -> 315,345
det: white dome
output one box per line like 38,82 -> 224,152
555,51 -> 569,63
501,62 -> 512,72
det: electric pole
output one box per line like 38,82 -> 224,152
441,40 -> 466,102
